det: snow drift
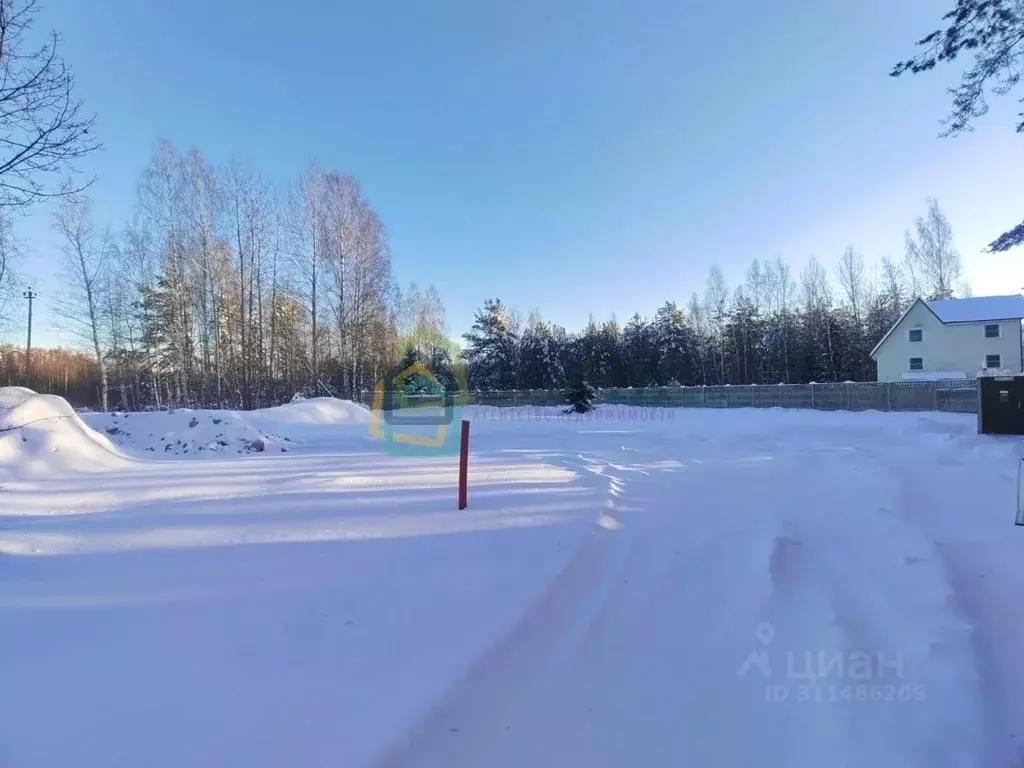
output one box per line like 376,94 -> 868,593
89,408 -> 291,457
249,396 -> 372,428
0,387 -> 129,478
83,397 -> 372,458
0,390 -> 375,477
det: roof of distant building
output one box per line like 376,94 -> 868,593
925,295 -> 1024,323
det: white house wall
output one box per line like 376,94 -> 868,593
874,300 -> 1024,381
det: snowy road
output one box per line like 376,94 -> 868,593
3,398 -> 1024,767
382,412 -> 1024,768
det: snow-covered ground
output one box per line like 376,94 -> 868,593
2,388 -> 1024,767
79,396 -> 372,457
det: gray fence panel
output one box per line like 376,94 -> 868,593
359,379 -> 979,414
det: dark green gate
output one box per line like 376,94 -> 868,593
978,376 -> 1024,435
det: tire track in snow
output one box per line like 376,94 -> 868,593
862,439 -> 1009,766
752,445 -> 986,767
380,433 -> 989,768
377,451 -> 841,766
373,451 -> 639,768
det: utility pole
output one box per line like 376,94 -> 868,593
23,287 -> 36,377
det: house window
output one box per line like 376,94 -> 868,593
985,323 -> 1000,338
908,328 -> 923,342
986,354 -> 1002,369
909,357 -> 923,371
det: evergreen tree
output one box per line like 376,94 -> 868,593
519,318 -> 566,389
596,320 -> 624,387
893,0 -> 1024,250
652,301 -> 692,385
622,313 -> 657,386
722,290 -> 762,385
428,345 -> 458,392
462,298 -> 519,389
577,317 -> 603,383
564,377 -> 596,414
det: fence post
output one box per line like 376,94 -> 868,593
810,383 -> 815,409
977,380 -> 983,433
725,387 -> 731,408
885,382 -> 891,411
933,382 -> 939,411
1016,456 -> 1024,525
512,389 -> 517,407
846,382 -> 851,411
702,386 -> 706,408
645,388 -> 649,407
458,419 -> 470,510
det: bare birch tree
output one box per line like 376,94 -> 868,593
54,191 -> 109,410
290,164 -> 328,392
0,212 -> 17,337
704,265 -> 729,382
0,0 -> 99,208
836,246 -> 868,380
904,198 -> 962,301
802,256 -> 838,380
139,141 -> 190,405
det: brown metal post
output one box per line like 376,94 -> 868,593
458,419 -> 470,510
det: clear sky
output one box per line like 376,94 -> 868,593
9,0 -> 1024,346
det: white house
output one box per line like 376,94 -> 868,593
870,294 -> 1024,382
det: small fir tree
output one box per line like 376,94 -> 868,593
564,378 -> 597,414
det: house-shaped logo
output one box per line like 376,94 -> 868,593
369,361 -> 465,454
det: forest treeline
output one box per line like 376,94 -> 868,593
0,0 -> 998,412
460,199 -> 965,392
0,164 -> 967,410
0,141 -> 452,410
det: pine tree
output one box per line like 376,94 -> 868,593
564,377 -> 596,414
428,345 -> 458,391
596,320 -> 623,387
622,313 -> 656,387
652,301 -> 692,385
462,298 -> 519,389
519,319 -> 566,389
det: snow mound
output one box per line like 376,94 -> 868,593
0,386 -> 39,409
0,388 -> 129,478
83,398 -> 371,458
88,409 -> 291,458
252,397 -> 372,427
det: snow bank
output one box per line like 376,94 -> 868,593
0,387 -> 129,478
0,390 -> 373,474
250,396 -> 371,428
87,409 -> 292,457
0,385 -> 38,408
83,397 -> 372,458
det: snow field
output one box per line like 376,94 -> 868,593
2,390 -> 1024,767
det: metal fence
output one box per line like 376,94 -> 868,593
360,379 -> 979,414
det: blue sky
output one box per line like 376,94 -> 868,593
10,0 -> 1024,346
